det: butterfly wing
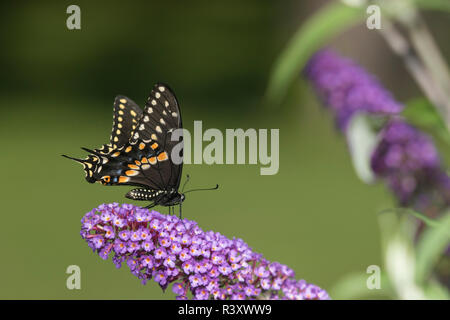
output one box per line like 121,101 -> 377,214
91,83 -> 183,191
127,83 -> 183,189
93,96 -> 143,155
110,96 -> 143,148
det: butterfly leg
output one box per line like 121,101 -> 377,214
179,203 -> 182,220
145,202 -> 156,209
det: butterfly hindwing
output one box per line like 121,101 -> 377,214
110,96 -> 143,148
92,96 -> 143,155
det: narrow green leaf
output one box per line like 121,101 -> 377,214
379,207 -> 442,228
403,97 -> 450,145
329,272 -> 393,299
414,0 -> 450,13
408,210 -> 444,229
265,2 -> 364,105
378,210 -> 426,299
424,278 -> 450,300
415,211 -> 450,285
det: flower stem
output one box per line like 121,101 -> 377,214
378,5 -> 450,131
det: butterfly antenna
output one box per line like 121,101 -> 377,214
182,174 -> 191,193
184,184 -> 219,194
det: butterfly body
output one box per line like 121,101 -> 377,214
63,83 -> 184,210
126,188 -> 185,207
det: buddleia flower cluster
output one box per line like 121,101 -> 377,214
81,203 -> 330,300
304,49 -> 403,131
305,49 -> 450,215
371,119 -> 450,215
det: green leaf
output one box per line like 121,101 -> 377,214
407,210 -> 444,229
424,278 -> 450,300
414,0 -> 450,13
379,207 -> 442,228
402,97 -> 450,145
329,272 -> 393,299
265,2 -> 364,105
346,114 -> 379,183
415,211 -> 450,285
378,210 -> 426,299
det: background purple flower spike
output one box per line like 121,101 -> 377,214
371,120 -> 450,215
80,203 -> 330,300
304,49 -> 404,131
305,49 -> 450,216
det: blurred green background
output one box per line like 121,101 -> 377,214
1,0 -> 449,299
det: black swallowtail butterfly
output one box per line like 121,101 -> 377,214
63,83 -> 192,215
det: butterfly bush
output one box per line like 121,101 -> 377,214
81,203 -> 330,300
305,49 -> 450,215
304,49 -> 403,130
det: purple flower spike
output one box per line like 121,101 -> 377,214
305,49 -> 450,215
305,49 -> 403,130
80,203 -> 330,300
371,120 -> 450,214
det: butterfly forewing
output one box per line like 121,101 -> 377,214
94,84 -> 183,191
92,96 -> 143,155
129,84 -> 181,144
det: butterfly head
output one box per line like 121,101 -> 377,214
163,190 -> 186,206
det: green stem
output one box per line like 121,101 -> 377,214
377,0 -> 450,131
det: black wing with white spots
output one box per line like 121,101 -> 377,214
110,96 -> 143,148
93,96 -> 143,155
63,83 -> 184,208
125,83 -> 183,191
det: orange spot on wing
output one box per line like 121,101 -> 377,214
125,146 -> 132,153
125,170 -> 139,177
139,143 -> 145,150
128,164 -> 139,170
157,152 -> 168,161
118,176 -> 129,183
141,157 -> 148,163
149,157 -> 157,164
135,160 -> 141,165
151,143 -> 158,150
